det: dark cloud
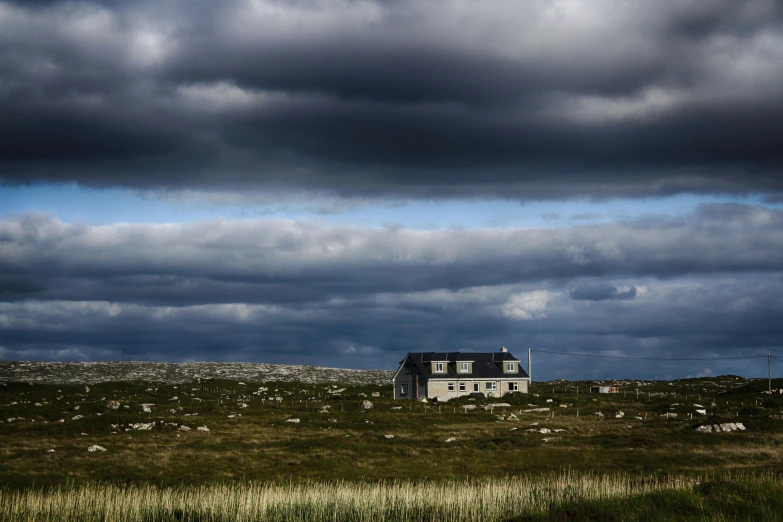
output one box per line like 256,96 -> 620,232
1,204 -> 782,377
0,0 -> 781,199
570,284 -> 637,301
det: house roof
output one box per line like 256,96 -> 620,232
398,351 -> 529,379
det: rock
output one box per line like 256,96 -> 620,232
180,426 -> 191,432
695,409 -> 707,415
384,434 -> 394,439
695,423 -> 746,433
445,437 -> 456,443
84,386 -> 90,393
71,415 -> 84,421
462,405 -> 476,410
360,400 -> 373,410
435,396 -> 450,402
46,449 -> 55,453
538,428 -> 551,434
141,404 -> 153,413
545,399 -> 553,403
87,445 -> 106,452
508,413 -> 519,421
693,404 -> 704,408
595,412 -> 604,419
106,400 -> 121,410
482,403 -> 511,410
391,406 -> 403,410
196,425 -> 209,432
660,412 -> 678,418
553,428 -> 566,433
371,392 -> 380,397
130,422 -> 154,431
285,418 -> 300,424
615,411 -> 624,418
239,403 -> 248,408
418,397 -> 428,403
523,407 -> 550,413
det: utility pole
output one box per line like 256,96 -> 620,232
528,349 -> 532,389
769,353 -> 772,394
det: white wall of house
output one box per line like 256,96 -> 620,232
428,379 -> 528,399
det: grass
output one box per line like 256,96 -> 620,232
2,376 -> 783,519
2,473 -> 783,521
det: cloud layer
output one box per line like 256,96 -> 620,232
2,204 -> 782,377
1,0 -> 782,199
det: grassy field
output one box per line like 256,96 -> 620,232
2,375 -> 783,520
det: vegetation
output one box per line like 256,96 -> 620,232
2,375 -> 783,520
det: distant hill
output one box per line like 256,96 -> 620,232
0,361 -> 393,386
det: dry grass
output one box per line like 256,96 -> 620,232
0,472 -> 694,522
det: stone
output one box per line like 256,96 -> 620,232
141,404 -> 153,413
84,386 -> 90,393
285,418 -> 300,423
696,409 -> 707,415
71,415 -> 84,421
615,411 -> 624,418
46,449 -> 55,453
130,422 -> 154,431
180,425 -> 191,432
87,445 -> 106,452
106,400 -> 121,410
391,406 -> 402,410
384,434 -> 394,439
418,397 -> 428,403
445,437 -> 456,443
196,425 -> 210,432
360,400 -> 373,410
371,392 -> 380,397
523,407 -> 550,413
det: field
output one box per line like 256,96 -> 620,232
2,371 -> 783,520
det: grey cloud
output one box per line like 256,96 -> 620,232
1,204 -> 782,377
570,284 -> 637,301
0,0 -> 782,199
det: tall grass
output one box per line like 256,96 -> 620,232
0,472 -> 696,522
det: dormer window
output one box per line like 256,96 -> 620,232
506,362 -> 515,372
460,362 -> 469,372
435,362 -> 444,373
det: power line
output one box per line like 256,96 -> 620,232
531,349 -> 775,361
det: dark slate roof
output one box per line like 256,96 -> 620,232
400,351 -> 529,379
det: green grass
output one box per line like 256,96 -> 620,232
2,376 -> 783,519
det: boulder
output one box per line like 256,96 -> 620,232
106,400 -> 121,410
285,418 -> 300,424
384,434 -> 394,439
445,437 -> 456,443
360,400 -> 373,410
87,445 -> 106,452
371,392 -> 380,397
71,415 -> 83,421
196,425 -> 209,432
180,425 -> 191,432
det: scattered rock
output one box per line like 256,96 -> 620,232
615,411 -> 624,418
384,434 -> 394,439
84,386 -> 90,393
106,400 -> 121,410
445,437 -> 456,443
180,426 -> 191,432
46,449 -> 55,453
71,415 -> 83,421
418,397 -> 428,403
129,422 -> 154,431
285,418 -> 300,424
360,400 -> 373,410
141,404 -> 153,413
695,409 -> 707,415
695,423 -> 745,433
371,392 -> 380,397
391,406 -> 403,410
87,445 -> 106,452
196,425 -> 209,432
523,407 -> 550,413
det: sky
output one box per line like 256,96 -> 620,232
1,0 -> 783,380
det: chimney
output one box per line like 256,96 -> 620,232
500,346 -> 507,353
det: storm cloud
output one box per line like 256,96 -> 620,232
1,204 -> 782,378
1,0 -> 782,199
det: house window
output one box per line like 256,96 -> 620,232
400,384 -> 408,395
448,383 -> 455,391
485,382 -> 497,391
435,363 -> 444,373
473,383 -> 480,392
460,362 -> 469,372
459,382 -> 466,391
506,362 -> 515,372
508,382 -> 519,391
